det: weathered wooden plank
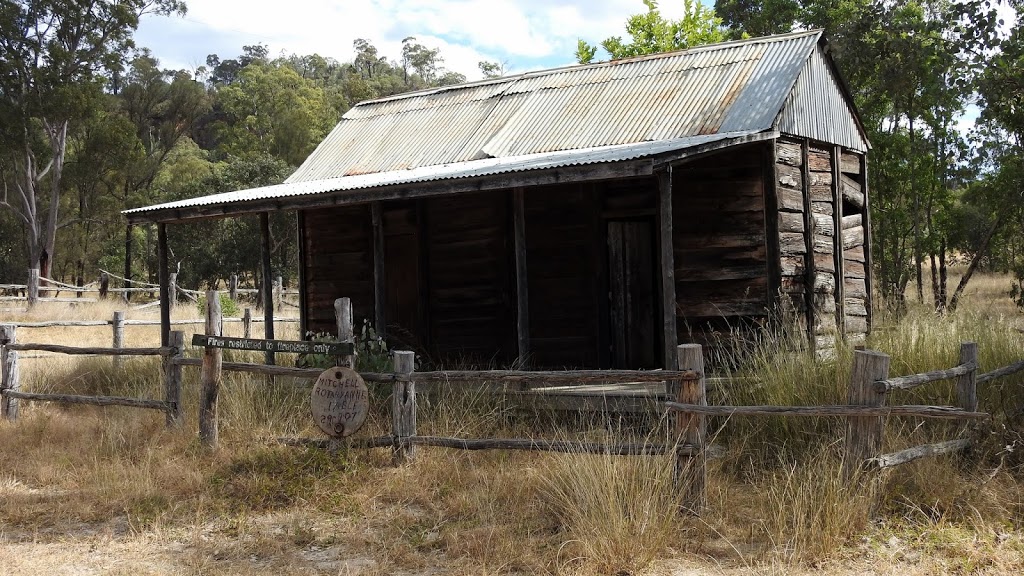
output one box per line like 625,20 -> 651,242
6,343 -> 171,356
844,350 -> 890,478
780,255 -> 805,277
978,359 -> 1024,384
780,232 -> 806,255
814,273 -> 836,293
808,150 -> 833,172
513,188 -> 530,364
677,301 -> 768,317
869,439 -> 971,469
779,212 -> 804,233
840,152 -> 862,175
842,214 -> 862,230
876,361 -> 976,392
809,171 -> 832,187
675,232 -> 766,249
811,200 -> 833,215
777,186 -> 803,212
813,214 -> 835,237
841,175 -> 864,209
777,164 -> 802,189
814,253 -> 836,273
845,316 -> 868,334
844,298 -> 868,317
0,391 -> 169,411
844,246 -> 866,263
845,260 -> 866,279
667,402 -> 986,420
845,279 -> 867,299
659,172 -> 677,369
776,142 -> 803,167
191,334 -> 354,355
843,226 -> 865,250
813,234 -> 834,254
780,276 -> 805,293
675,264 -> 765,282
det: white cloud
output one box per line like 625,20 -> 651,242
136,0 -> 655,77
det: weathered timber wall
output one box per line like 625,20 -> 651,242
776,139 -> 809,333
673,145 -> 769,349
304,205 -> 374,335
840,151 -> 869,343
525,183 -> 603,368
425,192 -> 516,364
808,143 -> 838,357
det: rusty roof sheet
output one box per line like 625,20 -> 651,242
286,31 -> 826,183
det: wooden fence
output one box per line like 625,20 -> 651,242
2,295 -> 1024,516
1,268 -> 299,310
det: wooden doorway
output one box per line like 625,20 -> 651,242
607,220 -> 657,369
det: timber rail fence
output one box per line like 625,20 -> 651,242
2,268 -> 298,310
2,295 -> 1024,515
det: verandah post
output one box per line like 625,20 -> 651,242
392,350 -> 416,464
199,290 -> 222,448
675,343 -> 706,514
242,308 -> 252,339
843,349 -> 890,479
164,330 -> 184,427
0,324 -> 19,421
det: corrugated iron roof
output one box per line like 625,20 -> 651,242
126,30 -> 870,222
124,131 -> 768,218
286,31 -> 826,183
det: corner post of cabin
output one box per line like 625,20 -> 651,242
157,222 -> 170,347
657,168 -> 677,370
832,145 -> 845,338
861,155 -> 874,332
763,140 -> 782,310
259,212 -> 275,365
799,139 -> 817,351
512,187 -> 530,367
371,201 -> 386,339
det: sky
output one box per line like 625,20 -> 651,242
135,0 -> 691,80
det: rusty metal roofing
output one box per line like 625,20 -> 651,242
286,30 -> 841,183
124,131 -> 771,219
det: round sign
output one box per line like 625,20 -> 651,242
311,366 -> 369,437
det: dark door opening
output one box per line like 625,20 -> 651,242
606,220 -> 657,369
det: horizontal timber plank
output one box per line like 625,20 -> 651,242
413,369 -> 699,384
843,226 -> 865,250
780,232 -> 806,255
8,320 -> 112,328
869,439 -> 971,469
875,362 -> 977,392
776,142 -> 802,166
777,164 -> 801,188
1,390 -> 169,411
842,214 -> 862,229
278,436 -> 716,456
6,343 -> 172,356
666,402 -> 988,420
779,212 -> 804,233
978,359 -> 1024,384
777,186 -> 803,212
807,150 -> 832,172
845,298 -> 868,316
840,152 -> 862,175
172,358 -> 405,382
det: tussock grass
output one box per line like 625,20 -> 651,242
0,288 -> 1023,573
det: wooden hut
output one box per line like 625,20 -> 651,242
126,30 -> 871,369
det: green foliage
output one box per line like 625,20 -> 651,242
576,0 -> 726,63
198,292 -> 240,317
298,320 -> 391,373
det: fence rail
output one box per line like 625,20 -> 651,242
3,295 -> 1024,517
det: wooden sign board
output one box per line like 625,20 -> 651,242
191,334 -> 353,356
310,367 -> 369,437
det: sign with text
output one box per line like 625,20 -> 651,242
310,367 -> 369,437
191,334 -> 353,356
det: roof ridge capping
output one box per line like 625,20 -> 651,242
356,30 -> 825,107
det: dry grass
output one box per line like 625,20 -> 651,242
0,282 -> 1023,574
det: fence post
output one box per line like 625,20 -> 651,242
229,274 -> 238,302
675,344 -> 706,514
393,350 -> 416,464
164,330 -> 184,427
242,308 -> 252,339
335,297 -> 355,369
168,272 -> 177,312
275,276 -> 283,312
112,310 -> 125,370
76,275 -> 83,299
956,341 -> 978,413
843,349 -> 890,479
199,290 -> 222,448
26,268 -> 39,307
99,272 -> 109,299
1,325 -> 19,421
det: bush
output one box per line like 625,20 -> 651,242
197,292 -> 240,317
